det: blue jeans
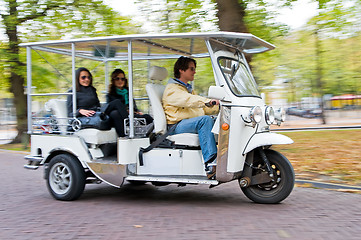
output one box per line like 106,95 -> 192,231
172,115 -> 217,163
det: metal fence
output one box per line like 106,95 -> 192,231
0,98 -> 17,144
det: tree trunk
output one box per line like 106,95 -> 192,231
9,69 -> 27,143
215,0 -> 252,64
4,0 -> 28,143
215,0 -> 248,33
315,29 -> 326,124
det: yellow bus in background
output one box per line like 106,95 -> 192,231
331,95 -> 361,109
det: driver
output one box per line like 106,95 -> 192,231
162,56 -> 219,179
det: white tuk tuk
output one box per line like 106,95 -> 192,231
22,32 -> 294,203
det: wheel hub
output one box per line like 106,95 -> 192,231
50,163 -> 71,194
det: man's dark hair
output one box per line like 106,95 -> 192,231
173,56 -> 196,78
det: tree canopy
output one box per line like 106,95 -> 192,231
1,0 -> 361,142
0,0 -> 136,142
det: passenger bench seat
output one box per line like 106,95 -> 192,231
45,99 -> 117,145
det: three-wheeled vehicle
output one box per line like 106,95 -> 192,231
22,32 -> 294,203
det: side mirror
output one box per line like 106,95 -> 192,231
208,86 -> 231,102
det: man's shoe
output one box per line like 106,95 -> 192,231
206,166 -> 216,179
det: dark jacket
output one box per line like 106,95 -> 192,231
106,87 -> 139,112
67,85 -> 100,117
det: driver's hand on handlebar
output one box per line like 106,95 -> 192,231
205,99 -> 220,107
211,99 -> 220,105
79,109 -> 96,117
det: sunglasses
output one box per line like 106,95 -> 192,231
114,77 -> 127,81
81,75 -> 91,80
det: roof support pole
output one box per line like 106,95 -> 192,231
26,47 -> 32,134
128,40 -> 134,138
72,43 -> 77,118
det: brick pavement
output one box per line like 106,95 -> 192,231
1,151 -> 361,240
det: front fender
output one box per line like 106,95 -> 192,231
243,132 -> 293,155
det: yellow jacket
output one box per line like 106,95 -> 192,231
162,80 -> 219,124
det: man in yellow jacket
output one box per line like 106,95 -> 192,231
162,56 -> 219,178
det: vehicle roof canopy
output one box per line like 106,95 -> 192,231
20,32 -> 275,61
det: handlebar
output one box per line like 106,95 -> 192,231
205,100 -> 217,107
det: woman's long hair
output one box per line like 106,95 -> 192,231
75,67 -> 93,91
108,68 -> 128,95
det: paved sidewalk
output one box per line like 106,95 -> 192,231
272,110 -> 361,130
1,151 -> 360,240
0,129 -> 17,145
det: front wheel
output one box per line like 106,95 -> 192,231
46,154 -> 86,201
240,149 -> 295,204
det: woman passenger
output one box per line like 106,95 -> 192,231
67,67 -> 140,137
106,69 -> 153,133
67,67 -> 100,118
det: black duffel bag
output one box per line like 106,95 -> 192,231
71,112 -> 111,131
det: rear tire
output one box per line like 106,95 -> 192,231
241,149 -> 294,204
46,154 -> 86,201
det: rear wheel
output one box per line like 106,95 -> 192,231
241,149 -> 294,204
47,154 -> 86,201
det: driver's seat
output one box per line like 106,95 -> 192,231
146,66 -> 200,147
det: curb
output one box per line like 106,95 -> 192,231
273,125 -> 361,132
296,179 -> 361,191
0,149 -> 29,155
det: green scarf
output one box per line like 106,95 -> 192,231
116,88 -> 129,105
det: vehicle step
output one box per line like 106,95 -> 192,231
90,159 -> 118,164
126,175 -> 218,185
25,155 -> 43,162
24,155 -> 43,170
24,165 -> 39,170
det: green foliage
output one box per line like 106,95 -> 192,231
192,58 -> 216,96
0,46 -> 11,96
2,0 -> 361,105
12,0 -> 136,42
135,0 -> 217,33
0,0 -> 138,95
274,0 -> 361,101
243,1 -> 291,88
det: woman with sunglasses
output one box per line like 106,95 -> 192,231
67,67 -> 100,118
67,67 -> 137,137
106,69 -> 153,136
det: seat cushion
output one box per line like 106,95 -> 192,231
45,99 -> 68,133
146,83 -> 167,134
167,133 -> 199,147
75,128 -> 117,144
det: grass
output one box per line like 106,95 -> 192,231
273,129 -> 361,186
0,143 -> 30,152
1,129 -> 360,186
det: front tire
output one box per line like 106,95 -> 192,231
241,149 -> 294,204
46,154 -> 86,201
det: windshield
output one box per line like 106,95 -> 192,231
218,56 -> 260,97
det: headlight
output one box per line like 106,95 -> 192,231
274,107 -> 286,125
250,106 -> 262,124
275,108 -> 286,122
265,106 -> 275,125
